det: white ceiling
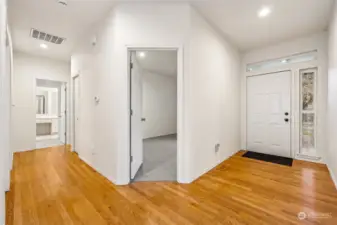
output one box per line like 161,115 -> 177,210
8,0 -> 116,61
193,0 -> 334,51
36,78 -> 64,88
136,51 -> 177,77
8,0 -> 334,61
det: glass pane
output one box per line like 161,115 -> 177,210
246,50 -> 317,72
302,113 -> 315,150
302,72 -> 314,110
300,67 -> 317,157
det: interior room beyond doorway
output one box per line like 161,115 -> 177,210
130,50 -> 178,182
35,79 -> 67,149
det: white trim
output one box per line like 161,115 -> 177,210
126,45 -> 185,184
72,75 -> 80,153
327,166 -> 337,189
295,154 -> 323,163
6,25 -> 13,107
4,25 -> 12,192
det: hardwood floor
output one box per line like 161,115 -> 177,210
7,146 -> 337,225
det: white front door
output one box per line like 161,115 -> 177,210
247,71 -> 291,158
73,76 -> 80,153
130,52 -> 143,179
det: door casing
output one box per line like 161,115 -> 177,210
72,75 -> 80,154
127,46 -> 184,183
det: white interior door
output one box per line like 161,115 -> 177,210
130,52 -> 143,179
59,83 -> 66,144
247,71 -> 291,158
73,76 -> 80,153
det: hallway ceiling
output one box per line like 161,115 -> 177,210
8,0 -> 116,61
8,0 -> 334,61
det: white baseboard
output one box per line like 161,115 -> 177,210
186,149 -> 239,184
327,166 -> 337,190
295,154 -> 324,164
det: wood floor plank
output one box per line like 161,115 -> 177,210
6,146 -> 337,225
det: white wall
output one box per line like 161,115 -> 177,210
12,51 -> 70,152
0,0 -> 9,223
113,3 -> 190,184
187,8 -> 241,181
241,32 -> 328,162
70,54 -> 96,172
327,3 -> 337,188
71,3 -> 190,184
71,3 -> 241,185
142,71 -> 177,139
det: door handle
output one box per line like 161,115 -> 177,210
141,118 -> 146,122
284,118 -> 289,122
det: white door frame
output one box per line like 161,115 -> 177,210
3,25 -> 13,192
64,83 -> 68,145
126,45 -> 184,183
72,75 -> 80,153
246,70 -> 293,157
60,83 -> 68,145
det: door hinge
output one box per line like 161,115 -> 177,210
130,156 -> 133,162
130,109 -> 133,116
64,132 -> 66,136
130,62 -> 133,69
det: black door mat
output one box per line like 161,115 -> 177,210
242,151 -> 293,167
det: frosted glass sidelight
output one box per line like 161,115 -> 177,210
300,68 -> 317,156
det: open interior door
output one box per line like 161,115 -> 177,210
130,52 -> 143,179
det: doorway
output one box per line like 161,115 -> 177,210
73,75 -> 80,154
129,50 -> 178,182
246,71 -> 292,158
35,79 -> 67,149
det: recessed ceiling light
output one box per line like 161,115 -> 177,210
258,6 -> 271,18
281,59 -> 288,63
40,43 -> 48,49
138,52 -> 146,58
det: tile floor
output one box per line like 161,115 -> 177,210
36,139 -> 64,149
133,134 -> 177,182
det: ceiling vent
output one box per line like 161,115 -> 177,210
30,28 -> 66,45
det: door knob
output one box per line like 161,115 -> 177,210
141,118 -> 146,122
285,112 -> 289,116
284,118 -> 289,122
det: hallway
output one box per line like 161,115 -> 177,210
7,146 -> 337,225
3,1 -> 337,224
